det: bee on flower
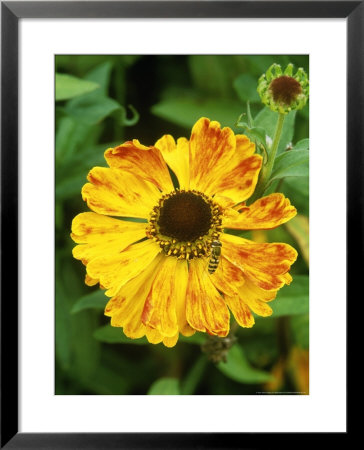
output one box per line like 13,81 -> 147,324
71,117 -> 298,347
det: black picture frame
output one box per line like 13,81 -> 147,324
1,1 -> 356,447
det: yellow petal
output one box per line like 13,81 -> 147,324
142,258 -> 193,338
185,258 -> 230,337
213,153 -> 262,203
175,260 -> 195,337
87,239 -> 161,297
245,297 -> 273,316
213,134 -> 261,204
240,278 -> 278,303
142,257 -> 179,337
239,279 -> 275,317
189,118 -> 236,195
123,317 -> 147,340
211,256 -> 276,322
85,273 -> 98,286
222,233 -> 297,291
225,279 -> 275,326
214,195 -> 237,210
235,134 -> 256,159
282,272 -> 293,285
155,135 -> 190,190
163,333 -> 179,348
146,328 -> 180,348
145,327 -> 164,344
224,294 -> 255,328
105,253 -> 164,339
71,212 -> 146,266
224,193 -> 297,230
82,167 -> 160,218
209,256 -> 245,297
188,118 -> 262,202
104,139 -> 174,192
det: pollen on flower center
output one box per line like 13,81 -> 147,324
269,75 -> 302,105
158,191 -> 212,242
146,190 -> 223,259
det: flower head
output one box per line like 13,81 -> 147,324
71,118 -> 297,347
257,63 -> 309,114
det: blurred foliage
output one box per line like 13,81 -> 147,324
55,55 -> 309,395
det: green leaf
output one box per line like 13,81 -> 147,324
55,282 -> 73,371
188,55 -> 246,98
270,150 -> 309,183
148,377 -> 180,395
59,62 -> 139,127
56,253 -> 101,378
85,61 -> 113,95
71,310 -> 101,379
217,345 -> 273,384
151,97 -> 244,129
255,107 -> 296,154
270,275 -> 309,317
233,73 -> 260,103
235,121 -> 266,146
281,176 -> 309,217
71,290 -> 108,314
55,144 -> 120,200
56,174 -> 86,200
93,325 -> 148,344
55,115 -> 102,164
56,140 -> 118,199
246,101 -> 254,127
181,356 -> 207,395
293,138 -> 309,151
63,95 -> 121,125
55,73 -> 99,101
59,61 -> 122,125
291,315 -> 309,349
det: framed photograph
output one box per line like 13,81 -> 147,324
1,1 -> 355,447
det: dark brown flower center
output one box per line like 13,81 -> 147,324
158,191 -> 212,242
269,75 -> 302,105
146,190 -> 223,260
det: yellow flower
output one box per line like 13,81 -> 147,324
71,118 -> 297,347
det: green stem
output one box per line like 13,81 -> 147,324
249,112 -> 285,203
265,112 -> 285,180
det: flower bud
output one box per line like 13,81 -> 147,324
257,63 -> 309,114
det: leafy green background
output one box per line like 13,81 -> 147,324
55,55 -> 309,395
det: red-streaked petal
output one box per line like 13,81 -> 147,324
82,167 -> 160,218
209,256 -> 245,297
104,253 -> 164,339
189,118 -> 236,195
142,257 -> 179,337
185,258 -> 230,337
104,139 -> 174,192
87,239 -> 161,297
222,233 -> 297,291
225,193 -> 297,230
71,212 -> 146,265
213,153 -> 262,203
224,295 -> 255,328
